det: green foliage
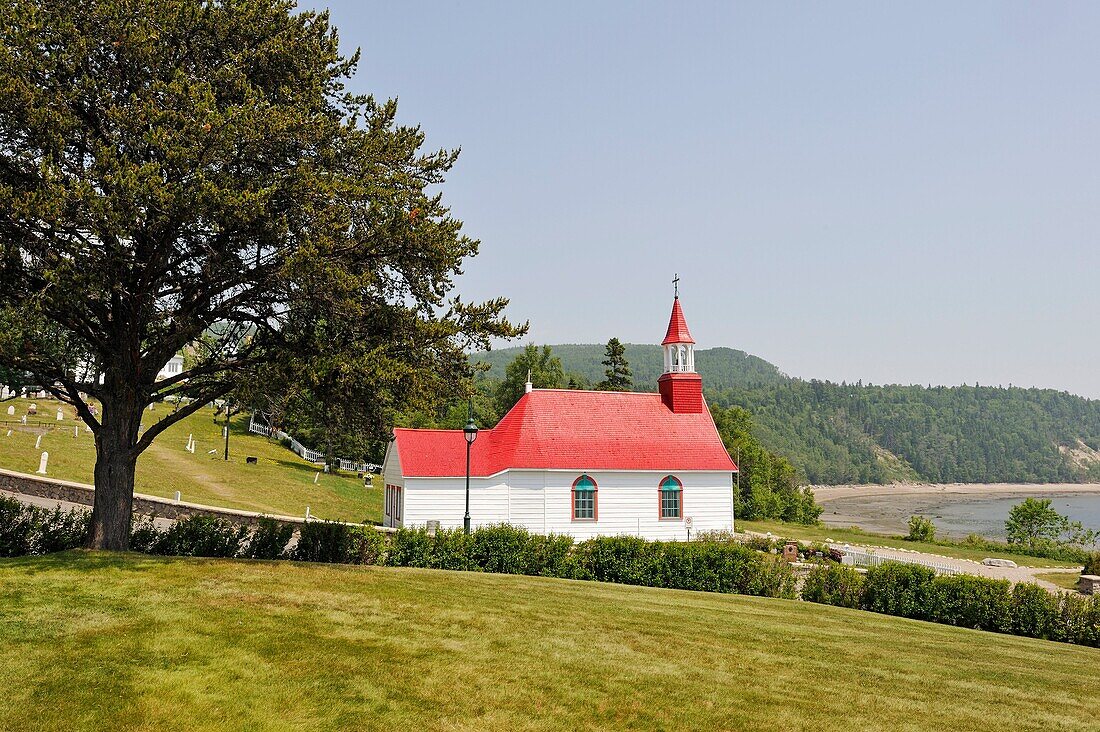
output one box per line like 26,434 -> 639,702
800,564 -> 865,608
564,535 -> 796,598
148,516 -> 249,558
714,380 -> 1100,485
960,533 -> 1092,564
1004,498 -> 1098,549
1054,593 -> 1100,647
860,563 -> 936,620
474,344 -> 786,391
595,338 -> 632,391
0,0 -> 523,549
0,497 -> 88,556
494,344 -> 565,414
906,515 -> 936,543
292,521 -> 378,564
927,575 -> 1012,632
711,404 -> 821,524
1010,583 -> 1061,639
1083,551 -> 1100,576
242,518 -> 295,560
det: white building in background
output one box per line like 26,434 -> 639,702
382,294 -> 739,540
156,354 -> 185,381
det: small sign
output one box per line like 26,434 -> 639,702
426,520 -> 440,537
684,516 -> 693,529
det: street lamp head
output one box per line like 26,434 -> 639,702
464,416 -> 478,444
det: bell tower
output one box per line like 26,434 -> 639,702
658,277 -> 704,413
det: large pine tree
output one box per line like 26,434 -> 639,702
597,338 -> 632,391
0,0 -> 523,549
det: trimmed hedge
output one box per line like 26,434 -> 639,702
801,564 -> 864,609
0,496 -> 88,556
800,560 -> 1100,648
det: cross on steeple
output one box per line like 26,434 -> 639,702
672,273 -> 680,299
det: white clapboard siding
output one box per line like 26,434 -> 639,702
394,468 -> 734,540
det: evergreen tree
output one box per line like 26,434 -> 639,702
596,338 -> 633,391
495,345 -> 564,414
0,0 -> 524,549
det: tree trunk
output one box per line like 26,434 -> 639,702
88,390 -> 142,551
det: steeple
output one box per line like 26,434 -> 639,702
657,279 -> 704,413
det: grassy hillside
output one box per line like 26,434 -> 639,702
0,553 -> 1095,731
0,399 -> 379,522
474,344 -> 1100,485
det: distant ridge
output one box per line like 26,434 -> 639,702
472,343 -> 787,392
471,343 -> 1100,486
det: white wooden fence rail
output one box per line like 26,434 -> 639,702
838,547 -> 961,576
247,413 -> 379,473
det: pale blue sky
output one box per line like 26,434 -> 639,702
308,2 -> 1099,398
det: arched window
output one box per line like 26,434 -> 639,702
572,475 -> 597,521
659,475 -> 682,519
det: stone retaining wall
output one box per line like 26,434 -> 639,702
0,468 -> 307,526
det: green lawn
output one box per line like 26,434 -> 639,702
0,553 -> 1095,731
0,398 -> 380,523
738,519 -> 1080,568
1036,571 -> 1084,592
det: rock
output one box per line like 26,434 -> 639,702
981,558 -> 1017,568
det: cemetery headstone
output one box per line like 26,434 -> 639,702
34,434 -> 42,449
6,405 -> 13,416
36,451 -> 48,475
56,408 -> 64,421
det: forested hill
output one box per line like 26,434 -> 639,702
471,344 -> 1100,486
473,344 -> 787,391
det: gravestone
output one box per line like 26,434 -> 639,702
36,451 -> 48,475
782,541 -> 800,563
34,434 -> 42,449
27,403 -> 37,415
6,405 -> 13,416
56,408 -> 64,421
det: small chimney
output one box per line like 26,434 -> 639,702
525,369 -> 533,394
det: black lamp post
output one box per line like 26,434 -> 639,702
463,403 -> 478,534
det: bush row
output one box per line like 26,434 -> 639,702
801,563 -> 1100,647
0,496 -> 89,556
0,502 -> 796,600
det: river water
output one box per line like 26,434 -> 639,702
922,494 -> 1100,542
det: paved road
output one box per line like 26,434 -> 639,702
740,530 -> 1080,592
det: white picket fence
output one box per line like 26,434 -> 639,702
247,413 -> 378,473
838,546 -> 961,576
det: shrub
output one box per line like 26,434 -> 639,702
0,497 -> 88,556
860,563 -> 935,620
34,506 -> 90,554
1054,594 -> 1100,648
801,564 -> 865,608
293,520 -> 358,563
1010,582 -> 1060,639
1082,551 -> 1100,576
0,496 -> 37,557
927,575 -> 1011,632
350,526 -> 387,565
151,515 -> 248,557
906,515 -> 936,543
242,518 -> 294,560
129,516 -> 161,554
565,535 -> 795,598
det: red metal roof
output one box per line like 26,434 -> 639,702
392,389 -> 736,477
662,297 -> 695,345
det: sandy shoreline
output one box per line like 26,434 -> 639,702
810,482 -> 1100,536
813,482 -> 1100,504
